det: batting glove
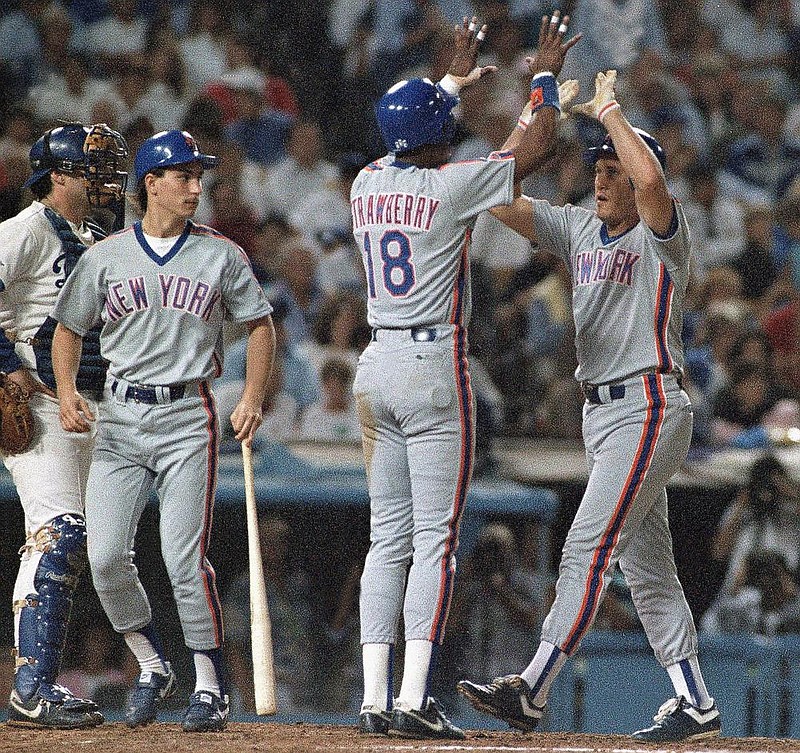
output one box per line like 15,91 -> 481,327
572,69 -> 620,122
517,79 -> 580,130
438,66 -> 497,96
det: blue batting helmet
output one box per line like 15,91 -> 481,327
134,129 -> 217,183
24,123 -> 91,188
376,78 -> 457,154
584,127 -> 667,171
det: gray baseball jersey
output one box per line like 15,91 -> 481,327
353,153 -> 514,674
53,222 -> 271,384
528,197 -> 689,384
52,220 -> 271,649
351,153 -> 515,328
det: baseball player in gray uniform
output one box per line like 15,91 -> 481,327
0,122 -> 127,729
50,129 -> 275,732
353,13 -> 579,740
457,71 -> 722,742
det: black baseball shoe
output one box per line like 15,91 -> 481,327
126,663 -> 177,727
392,697 -> 465,739
8,685 -> 104,729
359,705 -> 392,734
457,674 -> 544,732
181,690 -> 229,732
632,696 -> 721,742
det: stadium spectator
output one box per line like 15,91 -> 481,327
0,0 -> 46,92
729,205 -> 784,316
221,67 -> 294,168
298,292 -> 369,380
703,455 -> 800,634
682,162 -> 747,280
262,121 -> 338,220
448,523 -> 549,683
83,0 -> 151,74
179,0 -> 230,92
558,0 -> 669,97
298,357 -> 362,442
722,91 -> 800,202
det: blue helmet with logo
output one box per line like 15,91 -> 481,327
584,127 -> 667,171
24,123 -> 91,188
134,129 -> 217,183
376,78 -> 457,154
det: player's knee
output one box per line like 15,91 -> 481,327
87,543 -> 128,585
32,513 -> 88,594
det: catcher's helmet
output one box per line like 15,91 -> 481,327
376,78 -> 457,154
24,124 -> 91,188
584,127 -> 667,171
134,129 -> 217,183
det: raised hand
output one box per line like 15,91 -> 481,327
573,69 -> 619,120
526,10 -> 582,78
443,16 -> 496,91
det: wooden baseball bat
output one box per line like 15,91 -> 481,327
242,441 -> 277,715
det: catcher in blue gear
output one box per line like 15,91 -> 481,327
1,122 -> 127,729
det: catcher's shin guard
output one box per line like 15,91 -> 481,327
14,514 -> 88,701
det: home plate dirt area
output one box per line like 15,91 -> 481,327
2,724 -> 800,753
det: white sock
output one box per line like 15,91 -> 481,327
194,652 -> 221,695
396,639 -> 433,711
521,641 -> 567,707
362,643 -> 392,711
667,657 -> 713,709
124,632 -> 168,675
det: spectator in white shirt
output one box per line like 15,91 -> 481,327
298,358 -> 362,442
263,121 -> 338,219
83,0 -> 151,72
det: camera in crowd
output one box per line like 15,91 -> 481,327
746,455 -> 793,521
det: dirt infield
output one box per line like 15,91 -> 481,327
3,723 -> 800,753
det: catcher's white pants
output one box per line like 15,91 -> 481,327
3,392 -> 97,642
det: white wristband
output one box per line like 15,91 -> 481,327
438,74 -> 461,96
598,100 -> 621,122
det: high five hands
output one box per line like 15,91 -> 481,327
444,16 -> 497,90
526,10 -> 582,78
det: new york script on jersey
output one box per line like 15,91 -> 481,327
104,273 -> 221,323
574,246 -> 641,287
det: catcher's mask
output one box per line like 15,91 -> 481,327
83,123 -> 129,207
25,123 -> 129,208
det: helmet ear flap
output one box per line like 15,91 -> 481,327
442,112 -> 456,144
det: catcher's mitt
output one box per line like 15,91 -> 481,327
0,374 -> 33,455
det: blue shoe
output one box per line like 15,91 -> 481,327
457,675 -> 544,732
632,696 -> 721,742
125,664 -> 176,727
181,690 -> 229,732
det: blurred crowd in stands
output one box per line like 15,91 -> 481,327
2,0 -> 800,717
1,0 -> 800,457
